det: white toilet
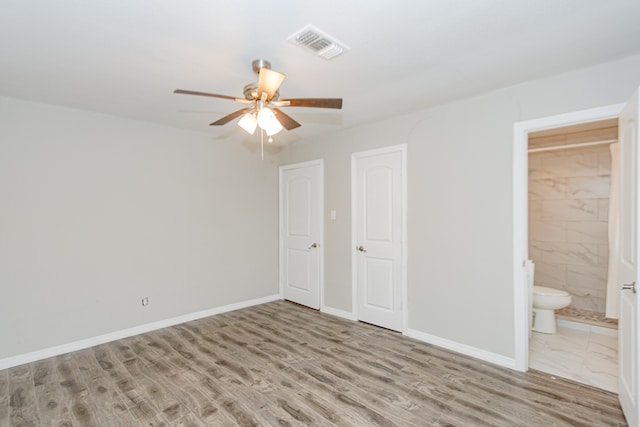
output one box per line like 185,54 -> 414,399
532,285 -> 572,334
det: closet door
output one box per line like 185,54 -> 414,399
279,160 -> 323,310
352,145 -> 406,332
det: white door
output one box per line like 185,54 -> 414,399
619,88 -> 640,426
352,145 -> 406,332
279,161 -> 323,310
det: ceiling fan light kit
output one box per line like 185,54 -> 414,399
257,108 -> 283,136
258,68 -> 286,100
237,113 -> 258,135
174,58 -> 343,158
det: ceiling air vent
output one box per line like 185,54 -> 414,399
288,24 -> 350,60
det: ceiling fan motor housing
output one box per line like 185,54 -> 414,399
243,83 -> 258,100
243,83 -> 279,101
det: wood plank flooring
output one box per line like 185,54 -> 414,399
0,301 -> 627,426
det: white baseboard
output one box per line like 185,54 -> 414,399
0,294 -> 282,370
406,328 -> 517,370
321,305 -> 356,321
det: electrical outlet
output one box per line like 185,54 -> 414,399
141,297 -> 149,306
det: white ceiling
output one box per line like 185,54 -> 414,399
2,0 -> 640,146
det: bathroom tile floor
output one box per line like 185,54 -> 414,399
529,322 -> 618,393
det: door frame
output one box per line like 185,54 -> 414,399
351,144 -> 408,333
279,159 -> 325,309
512,104 -> 624,371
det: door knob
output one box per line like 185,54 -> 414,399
357,245 -> 367,252
308,243 -> 318,250
622,281 -> 637,293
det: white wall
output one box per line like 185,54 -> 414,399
278,54 -> 640,359
0,97 -> 279,360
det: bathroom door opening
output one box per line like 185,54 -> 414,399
528,120 -> 619,327
515,91 -> 640,423
512,104 -> 624,374
525,119 -> 620,393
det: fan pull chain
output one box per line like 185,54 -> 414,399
261,129 -> 264,160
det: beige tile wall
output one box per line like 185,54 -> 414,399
528,145 -> 611,313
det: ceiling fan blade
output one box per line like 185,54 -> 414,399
280,98 -> 343,109
257,68 -> 285,100
174,89 -> 251,103
272,109 -> 301,130
209,108 -> 252,126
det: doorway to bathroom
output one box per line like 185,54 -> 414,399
527,119 -> 619,392
514,94 -> 640,424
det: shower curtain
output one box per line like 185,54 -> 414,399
605,142 -> 620,319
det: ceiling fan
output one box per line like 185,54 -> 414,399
174,59 -> 343,139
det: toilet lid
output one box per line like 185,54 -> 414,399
533,285 -> 569,296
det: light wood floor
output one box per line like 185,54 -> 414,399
1,301 -> 627,426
